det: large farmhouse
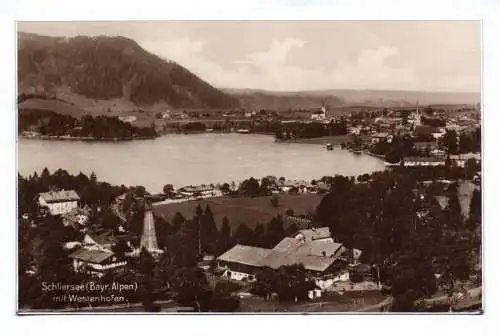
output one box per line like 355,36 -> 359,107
69,246 -> 127,277
217,227 -> 360,283
38,190 -> 80,215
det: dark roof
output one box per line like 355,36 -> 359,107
69,247 -> 114,264
414,125 -> 440,134
89,231 -> 118,246
414,141 -> 438,148
39,190 -> 80,203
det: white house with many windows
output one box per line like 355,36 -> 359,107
38,190 -> 80,215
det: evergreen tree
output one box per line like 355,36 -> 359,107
442,130 -> 458,155
90,171 -> 97,184
218,216 -> 231,254
195,204 -> 203,219
467,189 -> 481,230
232,223 -> 254,246
172,211 -> 186,233
200,205 -> 218,254
444,183 -> 464,229
253,223 -> 266,247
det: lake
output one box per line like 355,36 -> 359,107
18,133 -> 386,193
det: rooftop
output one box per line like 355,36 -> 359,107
179,185 -> 215,193
69,247 -> 114,264
294,227 -> 331,242
217,245 -> 273,267
88,231 -> 118,247
218,227 -> 345,273
39,190 -> 80,203
258,250 -> 339,272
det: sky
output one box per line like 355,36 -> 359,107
17,20 -> 481,93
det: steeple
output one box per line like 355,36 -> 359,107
140,197 -> 162,255
414,100 -> 422,126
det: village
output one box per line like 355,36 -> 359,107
18,99 -> 482,312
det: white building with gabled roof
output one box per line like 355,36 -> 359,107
38,190 -> 80,215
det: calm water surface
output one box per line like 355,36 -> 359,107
18,133 -> 386,193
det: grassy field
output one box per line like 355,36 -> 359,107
153,193 -> 322,229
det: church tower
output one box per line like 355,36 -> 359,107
414,101 -> 422,126
140,197 -> 162,255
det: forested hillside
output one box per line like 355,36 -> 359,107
18,32 -> 239,109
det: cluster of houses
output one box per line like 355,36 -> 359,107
33,187 -> 380,302
216,226 -> 367,293
37,189 -> 135,277
346,104 -> 481,168
153,178 -> 332,205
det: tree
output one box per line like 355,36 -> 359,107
467,189 -> 481,230
112,239 -> 130,259
251,267 -> 277,299
169,219 -> 200,267
218,216 -> 231,254
232,223 -> 254,246
200,205 -> 218,255
100,209 -> 121,230
389,254 -> 437,312
260,177 -> 274,196
385,147 -> 403,164
442,130 -> 458,155
171,267 -> 212,311
459,133 -> 473,154
464,158 -> 479,180
139,247 -> 155,277
162,184 -> 174,197
195,204 -> 203,219
172,212 -> 185,233
239,177 -> 261,197
210,281 -> 241,312
219,183 -> 231,194
90,171 -> 97,184
265,215 -> 285,247
443,183 -> 464,229
253,223 -> 266,247
252,264 -> 315,303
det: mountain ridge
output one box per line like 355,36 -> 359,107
223,88 -> 480,108
17,32 -> 239,110
18,32 -> 480,114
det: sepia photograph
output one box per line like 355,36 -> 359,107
16,20 -> 482,314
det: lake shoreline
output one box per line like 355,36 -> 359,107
277,134 -> 354,145
18,134 -> 157,142
19,133 -> 387,193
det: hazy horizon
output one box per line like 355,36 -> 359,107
18,21 -> 481,94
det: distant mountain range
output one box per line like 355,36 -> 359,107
18,32 -> 480,116
223,88 -> 480,110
